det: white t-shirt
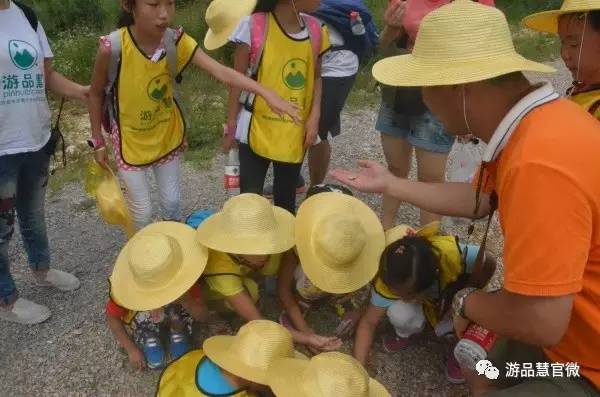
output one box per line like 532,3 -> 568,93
316,19 -> 359,78
0,1 -> 53,156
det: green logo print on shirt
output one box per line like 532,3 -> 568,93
9,40 -> 38,70
282,58 -> 307,90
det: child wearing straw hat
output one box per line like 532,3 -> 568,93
106,222 -> 209,370
353,222 -> 496,384
332,1 -> 600,395
156,320 -> 307,396
523,1 -> 600,119
268,352 -> 390,397
196,193 -> 340,352
277,185 -> 385,348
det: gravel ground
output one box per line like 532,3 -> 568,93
0,63 -> 570,397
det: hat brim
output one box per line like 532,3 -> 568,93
296,192 -> 385,294
372,53 -> 555,88
196,206 -> 295,255
268,358 -> 391,397
384,225 -> 413,245
522,7 -> 600,33
109,222 -> 209,311
202,335 -> 306,385
203,0 -> 257,50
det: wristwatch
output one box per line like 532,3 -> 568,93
452,287 -> 477,319
87,137 -> 105,150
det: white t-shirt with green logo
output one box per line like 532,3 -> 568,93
0,2 -> 53,156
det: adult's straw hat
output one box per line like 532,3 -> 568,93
203,320 -> 306,385
372,0 -> 554,87
110,222 -> 209,311
295,192 -> 385,294
204,0 -> 257,50
523,0 -> 600,33
268,352 -> 391,397
196,193 -> 295,255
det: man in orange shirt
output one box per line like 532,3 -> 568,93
332,1 -> 600,396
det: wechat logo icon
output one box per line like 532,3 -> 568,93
477,360 -> 500,380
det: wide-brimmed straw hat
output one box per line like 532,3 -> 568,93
523,0 -> 600,33
196,193 -> 295,255
268,352 -> 391,397
110,222 -> 209,311
204,0 -> 257,50
296,192 -> 385,294
372,0 -> 555,87
203,320 -> 306,385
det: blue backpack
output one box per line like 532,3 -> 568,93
311,0 -> 379,64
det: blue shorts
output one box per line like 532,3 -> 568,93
375,102 -> 455,154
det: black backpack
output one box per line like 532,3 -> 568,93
14,1 -> 38,31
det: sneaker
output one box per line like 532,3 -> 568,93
169,331 -> 190,360
34,269 -> 81,291
382,333 -> 417,353
143,335 -> 166,369
0,298 -> 51,325
263,175 -> 307,198
446,350 -> 466,384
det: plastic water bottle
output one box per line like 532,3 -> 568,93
350,11 -> 366,36
224,148 -> 240,196
454,324 -> 497,370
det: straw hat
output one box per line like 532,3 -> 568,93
296,192 -> 385,294
385,222 -> 440,245
109,222 -> 209,311
523,0 -> 600,33
203,320 -> 306,385
268,352 -> 391,397
196,193 -> 295,255
95,168 -> 134,237
204,0 -> 257,50
372,0 -> 555,87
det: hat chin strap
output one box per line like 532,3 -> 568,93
462,86 -> 473,136
575,12 -> 588,85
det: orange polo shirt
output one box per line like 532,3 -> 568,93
480,98 -> 600,388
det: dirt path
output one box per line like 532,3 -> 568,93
0,64 -> 569,397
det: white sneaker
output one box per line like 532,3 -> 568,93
34,269 -> 81,291
0,298 -> 51,324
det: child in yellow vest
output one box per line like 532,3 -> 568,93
88,0 -> 298,230
156,320 -> 307,397
277,185 -> 385,351
106,222 -> 209,370
195,193 -> 339,352
353,222 -> 496,385
523,4 -> 600,119
225,0 -> 331,214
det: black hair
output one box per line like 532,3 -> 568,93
254,0 -> 279,13
306,183 -> 354,198
117,0 -> 135,28
591,11 -> 600,32
379,236 -> 439,295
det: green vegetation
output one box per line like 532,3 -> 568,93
25,0 -> 563,173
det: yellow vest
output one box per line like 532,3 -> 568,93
373,235 -> 463,326
570,88 -> 600,120
249,14 -> 321,163
116,28 -> 185,166
156,349 -> 254,397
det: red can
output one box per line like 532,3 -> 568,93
454,324 -> 497,370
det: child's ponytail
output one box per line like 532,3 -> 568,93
117,0 -> 135,28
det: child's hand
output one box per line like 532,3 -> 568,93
221,133 -> 237,153
94,147 -> 110,170
384,0 -> 406,28
306,333 -> 343,353
128,347 -> 146,370
304,114 -> 319,149
263,90 -> 300,123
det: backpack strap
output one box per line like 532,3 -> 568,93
301,14 -> 323,63
249,12 -> 269,78
105,30 -> 122,97
14,1 -> 38,32
163,28 -> 186,123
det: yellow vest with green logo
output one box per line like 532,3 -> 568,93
156,349 -> 254,397
373,235 -> 463,326
570,89 -> 600,120
249,14 -> 322,164
116,28 -> 185,166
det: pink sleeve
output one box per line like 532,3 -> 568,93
478,0 -> 496,6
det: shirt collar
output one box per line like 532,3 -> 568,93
483,82 -> 559,162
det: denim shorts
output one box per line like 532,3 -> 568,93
375,102 -> 455,154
